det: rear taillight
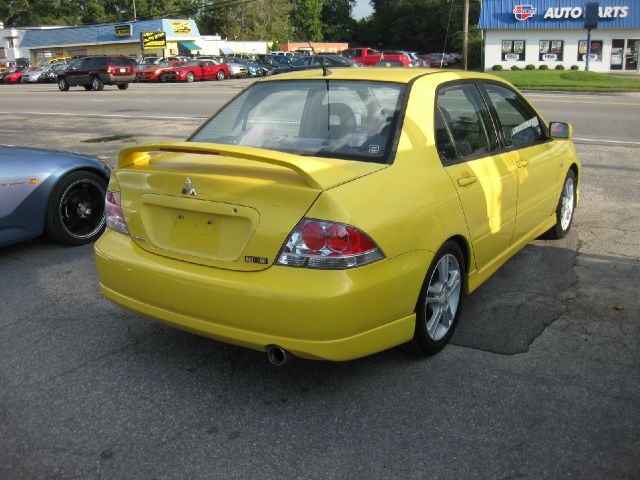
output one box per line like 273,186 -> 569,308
105,191 -> 129,235
276,219 -> 384,269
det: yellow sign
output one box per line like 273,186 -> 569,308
171,21 -> 192,35
114,24 -> 132,37
141,32 -> 167,50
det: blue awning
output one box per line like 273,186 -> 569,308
178,41 -> 202,51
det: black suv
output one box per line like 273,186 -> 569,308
57,55 -> 135,91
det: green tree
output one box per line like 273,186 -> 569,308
198,0 -> 292,42
321,0 -> 355,41
290,0 -> 323,41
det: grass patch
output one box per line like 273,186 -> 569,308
492,70 -> 640,92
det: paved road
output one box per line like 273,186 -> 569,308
0,80 -> 639,480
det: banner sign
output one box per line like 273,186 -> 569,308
171,21 -> 193,35
114,24 -> 132,37
141,32 -> 167,50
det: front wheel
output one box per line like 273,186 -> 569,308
58,77 -> 69,91
186,72 -> 195,82
412,241 -> 466,356
44,171 -> 107,245
543,170 -> 577,239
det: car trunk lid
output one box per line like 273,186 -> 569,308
115,142 -> 387,271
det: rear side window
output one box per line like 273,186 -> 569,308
92,57 -> 107,69
482,83 -> 544,148
435,109 -> 457,163
437,84 -> 499,159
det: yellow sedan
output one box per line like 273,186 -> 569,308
94,68 -> 580,364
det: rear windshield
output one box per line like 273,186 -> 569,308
110,57 -> 132,66
190,80 -> 405,163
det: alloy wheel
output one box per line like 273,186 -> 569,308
424,254 -> 462,341
560,177 -> 575,231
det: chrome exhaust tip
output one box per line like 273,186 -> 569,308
267,345 -> 289,366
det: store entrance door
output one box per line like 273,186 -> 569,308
611,39 -> 639,71
625,40 -> 639,71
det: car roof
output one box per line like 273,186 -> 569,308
258,68 -> 505,85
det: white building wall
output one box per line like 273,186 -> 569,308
484,28 -> 639,71
0,27 -> 30,62
198,37 -> 269,55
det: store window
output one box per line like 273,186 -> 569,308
578,40 -> 603,62
539,41 -> 564,62
502,40 -> 526,61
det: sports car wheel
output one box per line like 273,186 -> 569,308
543,170 -> 577,240
58,78 -> 69,91
413,241 -> 465,356
186,72 -> 195,82
45,171 -> 107,245
91,76 -> 104,91
216,70 -> 225,81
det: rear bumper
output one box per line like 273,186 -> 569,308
103,73 -> 135,84
94,230 -> 431,361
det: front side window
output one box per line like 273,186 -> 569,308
578,40 -> 603,62
190,80 -> 405,163
539,40 -> 564,61
501,40 -> 526,61
436,84 -> 499,159
482,83 -> 544,148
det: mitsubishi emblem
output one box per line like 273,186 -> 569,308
181,177 -> 197,196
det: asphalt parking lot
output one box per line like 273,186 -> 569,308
1,81 -> 639,479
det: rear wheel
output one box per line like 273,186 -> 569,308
91,76 -> 104,91
83,85 -> 93,91
543,170 -> 577,239
45,171 -> 107,245
117,83 -> 129,90
58,77 -> 69,91
186,72 -> 195,82
412,241 -> 465,356
216,69 -> 225,81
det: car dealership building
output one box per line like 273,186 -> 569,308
479,0 -> 639,71
20,18 -> 202,64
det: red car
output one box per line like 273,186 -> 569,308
160,60 -> 229,82
341,48 -> 411,67
135,60 -> 185,82
1,67 -> 27,84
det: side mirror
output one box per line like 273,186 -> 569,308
549,122 -> 573,139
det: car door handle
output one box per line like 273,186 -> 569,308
457,176 -> 478,187
516,160 -> 529,168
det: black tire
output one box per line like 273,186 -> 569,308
58,77 -> 69,91
543,170 -> 577,240
216,69 -> 225,81
84,85 -> 93,91
117,83 -> 129,90
91,76 -> 104,91
44,171 -> 107,245
186,72 -> 195,82
412,241 -> 466,356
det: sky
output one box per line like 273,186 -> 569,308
352,0 -> 374,20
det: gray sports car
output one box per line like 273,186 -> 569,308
0,146 -> 111,247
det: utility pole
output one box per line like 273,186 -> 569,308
463,0 -> 469,70
133,0 -> 137,21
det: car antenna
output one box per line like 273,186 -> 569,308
308,41 -> 331,77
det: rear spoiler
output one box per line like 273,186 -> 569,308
117,142 -> 325,189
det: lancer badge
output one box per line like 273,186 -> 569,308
182,177 -> 197,196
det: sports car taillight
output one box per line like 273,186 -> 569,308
105,191 -> 129,235
276,219 -> 384,269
